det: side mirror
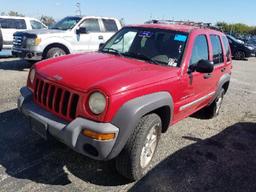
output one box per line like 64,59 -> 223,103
195,59 -> 214,73
76,27 -> 87,34
99,43 -> 105,50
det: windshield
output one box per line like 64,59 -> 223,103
50,16 -> 81,30
100,27 -> 188,67
227,35 -> 243,44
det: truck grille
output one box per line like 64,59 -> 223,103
33,77 -> 80,121
13,35 -> 25,48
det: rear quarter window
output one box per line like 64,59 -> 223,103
222,36 -> 231,62
0,18 -> 26,29
102,19 -> 118,32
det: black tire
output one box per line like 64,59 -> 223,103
234,50 -> 245,60
45,47 -> 67,59
204,88 -> 225,119
115,113 -> 162,181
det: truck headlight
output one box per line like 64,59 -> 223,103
29,68 -> 36,84
88,92 -> 107,115
27,37 -> 41,46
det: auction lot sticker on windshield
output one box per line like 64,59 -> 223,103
139,31 -> 154,38
174,34 -> 187,42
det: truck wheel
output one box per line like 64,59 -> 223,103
115,113 -> 162,181
204,88 -> 225,119
234,50 -> 245,60
45,47 -> 67,59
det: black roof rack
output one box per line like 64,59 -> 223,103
145,20 -> 222,31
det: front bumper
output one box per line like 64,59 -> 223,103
12,48 -> 43,60
18,87 -> 119,160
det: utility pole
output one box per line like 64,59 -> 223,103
75,2 -> 82,16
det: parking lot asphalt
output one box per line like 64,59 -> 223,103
0,57 -> 256,192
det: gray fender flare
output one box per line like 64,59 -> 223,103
107,91 -> 173,159
209,73 -> 231,105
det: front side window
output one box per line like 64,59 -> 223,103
102,19 -> 118,32
101,27 -> 188,67
190,35 -> 209,66
210,35 -> 224,65
30,20 -> 46,29
50,16 -> 81,30
0,18 -> 26,29
80,19 -> 101,32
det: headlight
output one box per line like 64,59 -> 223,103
88,92 -> 106,115
27,37 -> 41,46
29,68 -> 36,84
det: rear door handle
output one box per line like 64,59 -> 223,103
98,35 -> 104,40
221,67 -> 226,72
204,73 -> 212,79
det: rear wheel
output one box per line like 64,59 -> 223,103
45,47 -> 67,59
115,113 -> 162,181
204,88 -> 225,119
234,50 -> 246,60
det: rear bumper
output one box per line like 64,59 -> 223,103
12,48 -> 42,60
18,87 -> 119,160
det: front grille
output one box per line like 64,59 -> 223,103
13,35 -> 25,48
34,77 -> 80,121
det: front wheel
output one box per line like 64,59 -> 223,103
45,47 -> 67,59
115,113 -> 162,181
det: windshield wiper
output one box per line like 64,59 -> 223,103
123,52 -> 162,65
101,48 -> 123,56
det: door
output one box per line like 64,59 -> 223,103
75,18 -> 104,52
178,34 -> 215,118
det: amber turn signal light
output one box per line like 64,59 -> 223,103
82,130 -> 115,141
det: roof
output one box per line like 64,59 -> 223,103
128,20 -> 222,34
128,24 -> 197,33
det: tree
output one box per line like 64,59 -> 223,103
7,11 -> 25,17
40,15 -> 55,27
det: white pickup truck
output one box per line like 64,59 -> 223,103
0,16 -> 47,50
12,16 -> 122,61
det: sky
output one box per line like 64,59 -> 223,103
0,0 -> 255,26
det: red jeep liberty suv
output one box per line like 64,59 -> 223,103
18,20 -> 232,180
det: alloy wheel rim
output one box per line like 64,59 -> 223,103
140,124 -> 159,169
216,95 -> 223,114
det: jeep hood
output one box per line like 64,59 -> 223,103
35,52 -> 179,95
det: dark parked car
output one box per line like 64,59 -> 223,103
227,35 -> 254,60
0,28 -> 3,51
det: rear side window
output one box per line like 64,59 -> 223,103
80,19 -> 101,32
190,35 -> 209,65
222,36 -> 231,62
30,20 -> 46,29
102,19 -> 118,32
0,18 -> 26,29
210,35 -> 224,64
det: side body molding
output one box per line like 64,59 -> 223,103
108,91 -> 173,159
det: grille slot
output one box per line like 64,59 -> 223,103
34,78 -> 80,121
13,35 -> 24,48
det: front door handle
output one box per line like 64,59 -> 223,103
98,35 -> 104,40
204,73 -> 212,79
